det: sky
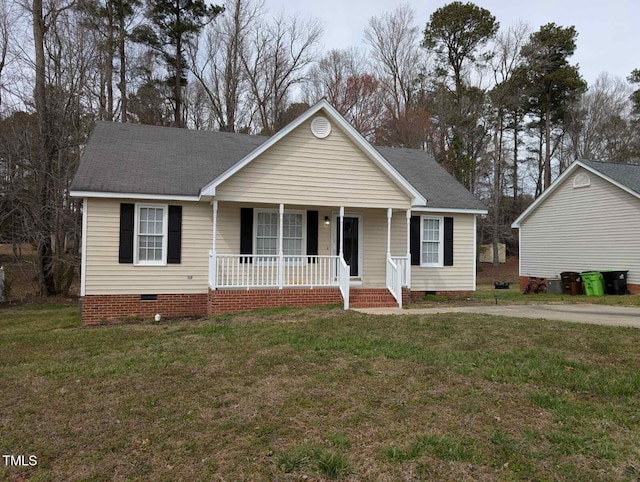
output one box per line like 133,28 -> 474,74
262,0 -> 640,87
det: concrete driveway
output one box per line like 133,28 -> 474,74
354,304 -> 640,328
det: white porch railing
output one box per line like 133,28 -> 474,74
390,256 -> 410,288
338,256 -> 350,310
386,257 -> 403,308
210,253 -> 342,289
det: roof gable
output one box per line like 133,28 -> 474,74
199,99 -> 426,206
512,160 -> 640,228
213,116 -> 412,208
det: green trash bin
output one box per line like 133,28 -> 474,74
581,272 -> 605,296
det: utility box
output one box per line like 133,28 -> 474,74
546,279 -> 562,294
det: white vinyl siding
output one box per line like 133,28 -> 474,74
214,118 -> 412,209
84,199 -> 477,293
519,167 -> 640,285
84,198 -> 211,294
411,212 -> 476,291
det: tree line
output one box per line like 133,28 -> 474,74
1,0 -> 639,296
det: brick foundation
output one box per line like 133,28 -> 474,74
208,287 -> 343,315
410,290 -> 475,300
519,276 -> 547,293
81,293 -> 208,325
81,287 -> 415,324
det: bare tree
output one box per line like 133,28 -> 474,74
563,73 -> 637,165
0,0 -> 11,114
189,0 -> 261,132
487,22 -> 529,265
364,5 -> 423,121
303,48 -> 384,139
242,12 -> 322,134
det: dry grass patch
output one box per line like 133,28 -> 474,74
1,305 -> 640,480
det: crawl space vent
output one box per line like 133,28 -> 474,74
310,116 -> 331,139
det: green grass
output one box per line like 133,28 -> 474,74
1,304 -> 640,480
410,285 -> 640,308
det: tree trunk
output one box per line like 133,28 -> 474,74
119,14 -> 127,122
536,124 -> 544,197
106,0 -> 114,121
544,99 -> 551,189
33,0 -> 56,296
174,1 -> 182,128
512,111 -> 518,206
492,112 -> 502,267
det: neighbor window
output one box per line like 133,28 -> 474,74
421,216 -> 443,267
255,210 -> 305,257
135,204 -> 167,265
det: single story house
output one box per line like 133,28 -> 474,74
71,100 -> 486,324
512,159 -> 640,293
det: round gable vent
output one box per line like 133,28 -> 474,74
573,172 -> 590,188
310,116 -> 331,139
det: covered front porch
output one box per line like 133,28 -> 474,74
207,201 -> 412,308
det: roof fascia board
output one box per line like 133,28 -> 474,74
412,207 -> 487,215
200,99 -> 427,205
512,161 -> 640,228
70,190 -> 200,201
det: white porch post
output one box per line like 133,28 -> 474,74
339,206 -> 345,258
386,208 -> 392,259
406,209 -> 411,289
278,203 -> 284,289
210,200 -> 218,289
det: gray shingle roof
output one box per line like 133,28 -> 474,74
375,146 -> 486,210
579,159 -> 640,196
71,122 -> 267,196
71,121 -> 486,210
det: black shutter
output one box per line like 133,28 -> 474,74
410,216 -> 420,266
306,210 -> 318,262
167,205 -> 182,264
240,207 -> 253,263
119,203 -> 134,264
444,217 -> 454,266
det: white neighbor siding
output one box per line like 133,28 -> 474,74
84,198 -> 211,295
520,166 -> 640,285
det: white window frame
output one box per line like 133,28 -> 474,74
134,203 -> 168,266
253,209 -> 307,261
420,215 -> 444,268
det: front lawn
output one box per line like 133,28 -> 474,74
1,305 -> 639,480
410,285 -> 640,308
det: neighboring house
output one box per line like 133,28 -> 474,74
71,100 -> 486,324
512,159 -> 640,293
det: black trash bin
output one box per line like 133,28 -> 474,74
560,272 -> 583,296
600,270 -> 629,295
